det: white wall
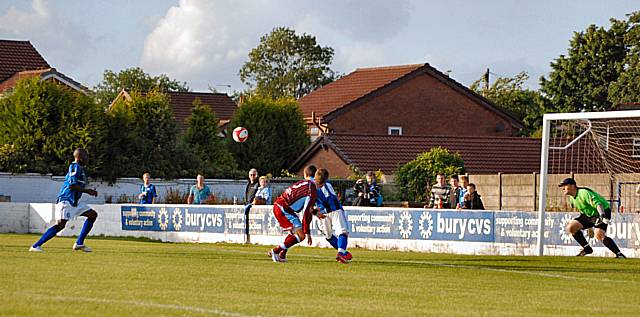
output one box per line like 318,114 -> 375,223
0,202 -> 29,233
0,173 -> 248,204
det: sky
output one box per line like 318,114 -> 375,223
0,0 -> 638,94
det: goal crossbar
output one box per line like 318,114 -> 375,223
537,110 -> 640,256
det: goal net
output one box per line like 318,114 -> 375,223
536,110 -> 640,255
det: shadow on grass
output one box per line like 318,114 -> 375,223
357,258 -> 640,275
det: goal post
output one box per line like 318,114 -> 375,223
537,110 -> 640,256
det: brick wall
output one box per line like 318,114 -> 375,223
327,73 -> 516,137
295,148 -> 352,177
0,75 -> 19,92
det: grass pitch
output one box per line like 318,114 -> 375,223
1,234 -> 639,317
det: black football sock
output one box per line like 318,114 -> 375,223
602,237 -> 621,254
572,231 -> 590,248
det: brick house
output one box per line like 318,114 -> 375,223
297,63 -> 523,140
0,39 -> 88,94
109,89 -> 237,130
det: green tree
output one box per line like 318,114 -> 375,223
609,11 -> 640,105
394,147 -> 465,203
98,101 -> 138,181
183,98 -> 238,177
228,97 -> 309,176
0,77 -> 105,175
94,67 -> 189,105
239,27 -> 336,99
103,90 -> 182,179
471,71 -> 546,136
540,19 -> 628,112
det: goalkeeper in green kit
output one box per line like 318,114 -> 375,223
559,178 -> 626,258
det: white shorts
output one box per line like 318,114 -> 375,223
55,201 -> 91,220
316,209 -> 349,239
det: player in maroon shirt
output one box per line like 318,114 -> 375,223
268,166 -> 317,262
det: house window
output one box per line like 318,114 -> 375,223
310,127 -> 320,142
633,138 -> 640,157
388,126 -> 402,135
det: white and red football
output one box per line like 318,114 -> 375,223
232,127 -> 249,143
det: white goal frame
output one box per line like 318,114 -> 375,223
537,110 -> 640,256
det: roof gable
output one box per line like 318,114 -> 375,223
0,39 -> 50,83
298,62 -> 523,129
298,64 -> 423,119
0,68 -> 89,94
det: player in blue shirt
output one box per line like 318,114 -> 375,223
29,148 -> 98,252
138,172 -> 158,204
314,168 -> 353,264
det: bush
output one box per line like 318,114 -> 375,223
162,187 -> 188,204
101,90 -> 182,180
183,98 -> 238,178
0,77 -> 105,175
116,194 -> 136,204
228,96 -> 309,176
395,147 -> 465,203
0,144 -> 29,173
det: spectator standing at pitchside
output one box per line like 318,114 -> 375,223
461,183 -> 484,210
138,172 -> 158,204
243,168 -> 260,242
187,174 -> 213,204
253,176 -> 272,205
449,175 -> 463,209
457,175 -> 470,209
426,173 -> 451,209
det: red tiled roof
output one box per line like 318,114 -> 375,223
297,63 -> 523,129
290,133 -> 640,174
323,133 -> 543,174
612,103 -> 640,111
0,40 -> 50,83
297,64 -> 424,118
291,133 -> 617,175
166,91 -> 237,129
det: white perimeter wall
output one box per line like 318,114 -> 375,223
1,202 -> 637,258
0,173 -> 248,204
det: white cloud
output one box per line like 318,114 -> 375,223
0,0 -> 92,72
142,0 -> 277,91
141,0 -> 413,91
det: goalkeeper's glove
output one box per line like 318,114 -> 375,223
595,204 -> 609,224
595,217 -> 610,226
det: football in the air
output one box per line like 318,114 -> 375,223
232,127 -> 249,143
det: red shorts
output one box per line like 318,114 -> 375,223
273,204 -> 300,232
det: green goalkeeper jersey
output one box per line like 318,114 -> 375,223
568,188 -> 610,217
